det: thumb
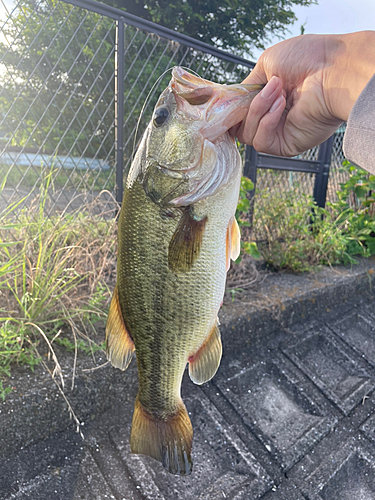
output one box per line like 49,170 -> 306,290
229,62 -> 268,138
241,60 -> 268,86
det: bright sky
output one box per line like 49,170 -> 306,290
0,0 -> 13,16
252,0 -> 375,59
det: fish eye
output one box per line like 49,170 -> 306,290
153,107 -> 169,127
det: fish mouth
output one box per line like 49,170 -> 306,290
156,164 -> 189,180
171,67 -> 262,92
170,67 -> 264,141
171,67 -> 253,101
171,67 -> 212,88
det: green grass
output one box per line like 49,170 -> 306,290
2,161 -> 374,400
0,170 -> 117,399
248,162 -> 375,272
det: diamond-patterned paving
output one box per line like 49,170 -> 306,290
1,281 -> 375,499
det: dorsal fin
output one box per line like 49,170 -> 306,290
105,285 -> 135,371
188,322 -> 222,385
168,207 -> 207,273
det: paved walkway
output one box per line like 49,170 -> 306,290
1,269 -> 375,499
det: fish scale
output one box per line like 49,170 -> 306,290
118,180 -> 227,412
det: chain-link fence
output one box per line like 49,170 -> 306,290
0,0 -> 254,220
0,0 -> 117,216
0,0 -> 349,235
250,128 -> 348,221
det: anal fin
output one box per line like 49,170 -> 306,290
105,285 -> 135,370
130,396 -> 193,475
188,322 -> 222,385
168,207 -> 207,273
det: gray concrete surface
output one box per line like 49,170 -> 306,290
1,257 -> 375,499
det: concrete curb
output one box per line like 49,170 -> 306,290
220,257 -> 375,356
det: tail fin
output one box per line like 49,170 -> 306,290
130,396 -> 193,475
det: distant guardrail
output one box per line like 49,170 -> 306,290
0,151 -> 111,171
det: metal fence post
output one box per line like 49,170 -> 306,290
313,135 -> 335,208
115,18 -> 125,205
243,145 -> 258,227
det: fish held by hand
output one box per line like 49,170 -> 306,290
105,67 -> 262,475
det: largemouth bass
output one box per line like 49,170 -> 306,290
106,67 -> 262,475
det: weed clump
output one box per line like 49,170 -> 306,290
0,173 -> 117,399
250,161 -> 375,272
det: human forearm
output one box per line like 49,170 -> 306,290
324,31 -> 375,122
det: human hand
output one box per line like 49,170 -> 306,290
233,31 -> 375,157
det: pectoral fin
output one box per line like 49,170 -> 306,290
168,207 -> 207,272
188,322 -> 222,385
226,217 -> 241,271
105,285 -> 135,370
